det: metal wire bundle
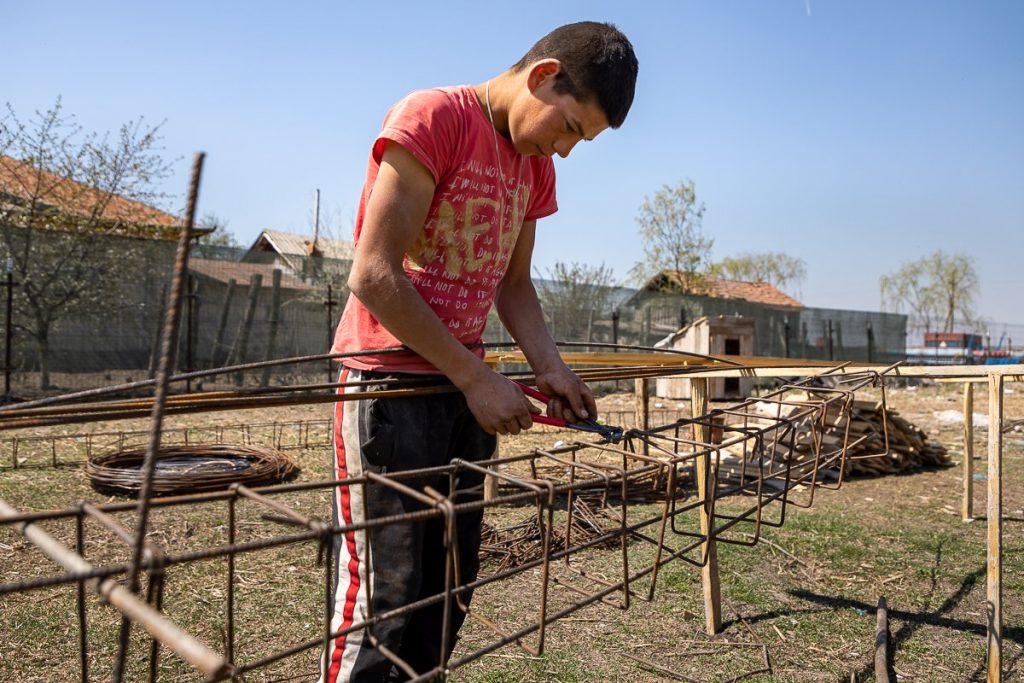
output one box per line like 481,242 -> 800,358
83,444 -> 297,496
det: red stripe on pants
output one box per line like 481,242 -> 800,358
327,367 -> 359,683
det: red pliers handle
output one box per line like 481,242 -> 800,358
512,381 -> 624,442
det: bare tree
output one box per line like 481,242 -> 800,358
535,261 -> 617,342
710,251 -> 807,296
880,250 -> 978,335
630,179 -> 713,292
0,98 -> 173,388
196,212 -> 240,247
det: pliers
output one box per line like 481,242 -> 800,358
513,381 -> 624,443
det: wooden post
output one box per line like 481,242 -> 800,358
963,382 -> 975,522
147,283 -> 168,379
875,596 -> 891,683
691,377 -> 721,635
483,437 -> 500,502
324,284 -> 338,383
229,273 -> 262,385
635,378 -> 649,455
634,378 -> 649,431
260,269 -> 283,387
987,373 -> 1003,683
211,278 -> 236,369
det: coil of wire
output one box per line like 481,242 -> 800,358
84,444 -> 298,496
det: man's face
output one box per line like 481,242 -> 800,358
509,65 -> 611,159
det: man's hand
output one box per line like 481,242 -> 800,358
460,366 -> 541,436
535,362 -> 597,424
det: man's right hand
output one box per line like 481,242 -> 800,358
459,366 -> 540,436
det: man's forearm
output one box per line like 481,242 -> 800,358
494,277 -> 564,374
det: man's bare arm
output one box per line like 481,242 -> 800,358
347,142 -> 537,435
495,220 -> 598,422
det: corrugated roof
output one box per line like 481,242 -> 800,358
646,271 -> 803,308
0,154 -> 180,237
251,229 -> 355,262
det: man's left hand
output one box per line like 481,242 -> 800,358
535,363 -> 598,424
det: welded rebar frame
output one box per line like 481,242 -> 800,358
0,367 -> 893,681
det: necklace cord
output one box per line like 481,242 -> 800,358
485,80 -> 509,227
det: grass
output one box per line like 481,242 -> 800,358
1,386 -> 1023,681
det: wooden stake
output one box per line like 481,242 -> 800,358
875,596 -> 890,683
635,377 -> 650,455
987,373 -> 1003,683
229,273 -> 262,385
634,378 -> 649,431
484,437 -> 499,502
260,269 -> 283,387
690,377 -> 721,635
211,278 -> 236,369
963,382 -> 974,521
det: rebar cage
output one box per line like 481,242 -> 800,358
0,368 -> 894,681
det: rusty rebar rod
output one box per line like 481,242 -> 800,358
114,152 -> 205,683
0,497 -> 230,680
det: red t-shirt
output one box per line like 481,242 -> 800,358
332,85 -> 558,373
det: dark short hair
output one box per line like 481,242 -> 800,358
512,21 -> 638,129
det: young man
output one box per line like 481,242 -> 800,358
323,21 -> 637,682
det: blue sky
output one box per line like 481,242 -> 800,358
5,1 -> 1022,324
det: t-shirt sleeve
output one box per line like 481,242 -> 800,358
525,158 -> 558,221
371,90 -> 460,184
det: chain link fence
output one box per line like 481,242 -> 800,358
494,286 -> 909,364
0,226 -> 976,399
0,227 -> 348,396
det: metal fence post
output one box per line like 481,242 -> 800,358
2,262 -> 18,403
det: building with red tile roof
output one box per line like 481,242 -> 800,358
640,270 -> 803,309
0,154 -> 191,240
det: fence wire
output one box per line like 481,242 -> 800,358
0,226 -> 914,397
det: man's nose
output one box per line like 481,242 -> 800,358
554,136 -> 579,159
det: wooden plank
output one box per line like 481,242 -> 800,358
691,377 -> 721,635
938,375 -> 1024,383
987,374 -> 1004,683
963,382 -> 975,522
485,351 -> 1024,380
680,364 -> 1024,380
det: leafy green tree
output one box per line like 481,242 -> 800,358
880,250 -> 978,334
534,261 -> 617,342
0,98 -> 173,388
630,179 -> 713,292
710,251 -> 807,295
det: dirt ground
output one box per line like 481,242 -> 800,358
0,381 -> 1022,682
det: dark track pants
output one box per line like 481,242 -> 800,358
320,368 -> 495,683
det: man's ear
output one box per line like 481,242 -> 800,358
526,59 -> 562,93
